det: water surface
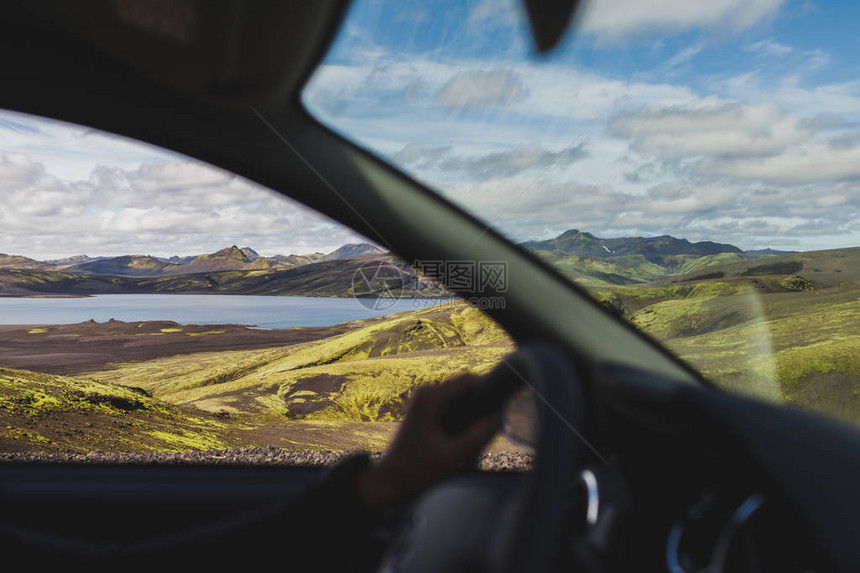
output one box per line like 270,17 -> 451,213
0,294 -> 445,329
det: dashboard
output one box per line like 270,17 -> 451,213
378,360 -> 832,573
378,457 -> 821,573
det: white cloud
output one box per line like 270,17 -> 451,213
0,153 -> 366,259
392,142 -> 587,178
746,39 -> 794,57
577,0 -> 785,43
607,99 -> 860,186
703,141 -> 860,184
467,0 -> 521,28
655,44 -> 703,75
608,101 -> 812,158
437,69 -> 530,111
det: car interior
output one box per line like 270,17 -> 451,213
1,1 -> 858,572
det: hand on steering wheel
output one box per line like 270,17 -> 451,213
358,374 -> 502,510
370,344 -> 586,573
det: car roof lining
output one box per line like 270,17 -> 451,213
18,0 -> 350,110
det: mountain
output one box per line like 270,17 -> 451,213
0,255 -> 442,298
44,255 -> 105,266
520,229 -> 747,286
746,248 -> 798,256
160,244 -> 384,274
322,243 -> 386,260
68,255 -> 169,277
269,243 -> 384,268
521,229 -> 742,259
272,253 -> 325,267
3,243 -> 388,280
157,255 -> 196,265
240,247 -> 260,261
0,235 -> 799,294
0,254 -> 50,270
161,246 -> 282,275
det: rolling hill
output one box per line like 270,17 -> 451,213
0,254 -> 51,270
579,245 -> 860,427
670,247 -> 860,287
0,300 -> 513,452
87,300 -> 512,421
68,255 -> 170,277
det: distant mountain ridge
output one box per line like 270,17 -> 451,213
517,229 -> 797,287
44,255 -> 108,266
0,232 -> 807,294
521,229 -> 743,259
35,243 -> 388,277
745,248 -> 798,256
0,255 -> 441,299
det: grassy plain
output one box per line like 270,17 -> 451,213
0,300 -> 514,453
586,249 -> 860,427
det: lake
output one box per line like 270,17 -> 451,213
0,294 -> 447,329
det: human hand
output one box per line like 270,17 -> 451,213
357,373 -> 502,510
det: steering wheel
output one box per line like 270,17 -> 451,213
377,343 -> 587,573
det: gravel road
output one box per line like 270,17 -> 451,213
0,447 -> 533,471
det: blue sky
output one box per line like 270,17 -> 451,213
2,0 -> 860,258
305,0 -> 860,252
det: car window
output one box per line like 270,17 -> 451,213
303,0 -> 860,429
0,109 -> 517,458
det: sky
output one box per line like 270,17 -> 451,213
304,0 -> 860,252
0,112 -> 366,260
3,0 -> 860,259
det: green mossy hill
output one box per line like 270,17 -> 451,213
0,367 -> 238,453
537,253 -> 662,286
536,243 -> 860,290
89,300 -> 514,423
613,279 -> 860,427
591,276 -> 816,320
572,246 -> 860,429
675,247 -> 860,287
0,269 -> 98,297
536,251 -> 756,287
0,254 -> 49,270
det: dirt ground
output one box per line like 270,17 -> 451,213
0,318 -> 530,456
0,319 -> 356,376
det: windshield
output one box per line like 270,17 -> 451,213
303,0 -> 860,428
